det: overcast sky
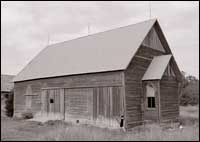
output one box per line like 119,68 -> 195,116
1,1 -> 199,78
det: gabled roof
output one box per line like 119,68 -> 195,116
142,55 -> 172,80
14,19 -> 157,82
1,74 -> 15,92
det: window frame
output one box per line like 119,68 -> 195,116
147,96 -> 156,109
146,83 -> 156,110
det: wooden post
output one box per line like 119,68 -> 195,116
60,88 -> 65,120
89,88 -> 93,120
177,82 -> 182,119
157,81 -> 161,123
109,87 -> 113,120
97,88 -> 99,119
46,90 -> 49,115
41,90 -> 44,115
141,81 -> 146,125
121,72 -> 126,129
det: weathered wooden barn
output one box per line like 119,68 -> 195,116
13,19 -> 183,129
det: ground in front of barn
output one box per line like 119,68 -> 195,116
1,105 -> 199,141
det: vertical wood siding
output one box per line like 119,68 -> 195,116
160,76 -> 179,121
93,87 -> 121,120
142,27 -> 165,52
14,71 -> 124,122
65,88 -> 93,120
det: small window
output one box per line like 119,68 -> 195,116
50,98 -> 54,103
147,97 -> 155,108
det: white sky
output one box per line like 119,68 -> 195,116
1,1 -> 199,78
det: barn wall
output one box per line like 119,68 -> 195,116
65,88 -> 94,121
92,86 -> 123,125
63,86 -> 123,127
14,71 -> 124,119
160,76 -> 179,121
124,45 -> 164,129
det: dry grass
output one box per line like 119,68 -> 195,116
179,105 -> 199,127
38,105 -> 199,141
37,122 -> 199,141
1,105 -> 199,141
180,105 -> 199,119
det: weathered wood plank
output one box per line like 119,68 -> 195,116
160,74 -> 179,121
14,71 -> 124,116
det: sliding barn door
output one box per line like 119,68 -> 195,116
65,88 -> 93,121
41,89 -> 65,119
93,87 -> 121,121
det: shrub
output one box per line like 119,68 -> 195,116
180,92 -> 199,106
21,111 -> 33,119
180,73 -> 199,106
180,83 -> 199,106
5,90 -> 14,117
45,120 -> 56,126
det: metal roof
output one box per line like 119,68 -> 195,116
1,74 -> 15,92
13,19 -> 157,82
142,55 -> 172,80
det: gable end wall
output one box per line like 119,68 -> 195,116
124,45 -> 165,129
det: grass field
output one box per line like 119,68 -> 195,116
1,105 -> 199,141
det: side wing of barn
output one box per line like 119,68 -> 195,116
124,20 -> 182,129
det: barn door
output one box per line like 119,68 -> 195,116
65,88 -> 93,122
41,89 -> 64,119
94,87 -> 121,120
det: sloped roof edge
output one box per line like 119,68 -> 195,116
142,55 -> 172,80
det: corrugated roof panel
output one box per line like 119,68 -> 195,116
142,55 -> 172,80
13,19 -> 156,82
